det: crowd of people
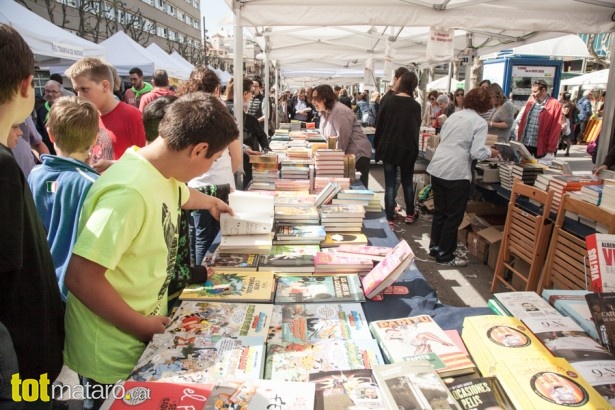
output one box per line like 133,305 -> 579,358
0,20 -> 610,409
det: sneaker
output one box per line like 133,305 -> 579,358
437,257 -> 468,267
405,211 -> 419,224
428,248 -> 438,259
388,220 -> 395,229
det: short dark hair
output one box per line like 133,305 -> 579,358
479,79 -> 491,87
177,65 -> 220,96
463,88 -> 493,114
152,69 -> 169,87
397,72 -> 418,95
312,84 -> 337,111
252,76 -> 263,88
129,67 -> 144,77
427,90 -> 439,101
158,92 -> 237,157
0,25 -> 34,105
143,95 -> 178,142
50,73 -> 64,84
533,79 -> 548,90
394,66 -> 410,80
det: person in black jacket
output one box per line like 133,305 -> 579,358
374,72 -> 422,227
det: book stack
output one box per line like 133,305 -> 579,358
314,149 -> 345,178
279,158 -> 312,180
495,355 -> 611,409
274,206 -> 320,225
274,178 -> 311,192
548,175 -> 601,214
370,314 -> 476,378
343,154 -> 357,181
330,244 -> 392,262
320,232 -> 369,248
273,192 -> 316,208
511,163 -> 544,185
274,274 -> 366,304
314,176 -> 350,193
273,224 -> 326,245
498,162 -> 515,190
258,244 -> 319,274
580,184 -> 604,205
333,189 -> 381,212
313,251 -> 374,274
599,184 -> 615,212
313,181 -> 341,208
534,173 -> 553,192
461,315 -> 552,377
204,251 -> 260,272
541,289 -> 600,341
218,191 -> 274,255
249,153 -> 279,191
320,203 -> 366,233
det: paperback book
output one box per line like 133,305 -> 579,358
310,369 -> 386,410
361,239 -> 415,299
203,251 -> 260,271
264,339 -> 385,382
274,274 -> 366,304
585,292 -> 615,354
321,233 -> 369,248
267,302 -> 372,342
313,252 -> 374,273
333,244 -> 393,261
258,245 -> 319,273
101,381 -> 214,410
369,315 -> 476,378
493,291 -> 564,320
448,376 -> 514,410
586,233 -> 615,293
179,270 -> 275,303
541,289 -> 599,341
372,361 -> 462,410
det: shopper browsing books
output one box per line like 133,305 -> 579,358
312,84 -> 372,188
63,93 -> 236,409
426,87 -> 499,267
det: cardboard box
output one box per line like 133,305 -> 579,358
467,231 -> 489,263
478,227 -> 503,269
457,213 -> 472,246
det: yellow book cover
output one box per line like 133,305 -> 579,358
462,315 -> 552,377
179,270 -> 275,303
320,233 -> 368,248
496,355 -> 612,409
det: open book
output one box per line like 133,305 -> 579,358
220,191 -> 275,235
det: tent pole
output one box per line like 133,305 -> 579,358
595,35 -> 615,168
233,1 -> 244,142
447,62 -> 453,93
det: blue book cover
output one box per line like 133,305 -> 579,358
541,289 -> 598,341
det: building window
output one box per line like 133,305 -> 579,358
168,30 -> 176,40
155,0 -> 165,10
141,0 -> 153,5
57,0 -> 79,7
177,10 -> 184,22
166,4 -> 176,16
157,26 -> 168,38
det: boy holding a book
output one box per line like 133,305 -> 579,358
63,92 -> 237,409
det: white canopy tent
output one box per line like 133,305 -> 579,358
480,34 -> 591,60
561,69 -> 610,89
170,51 -> 195,75
100,32 -> 155,77
145,44 -> 191,80
426,76 -> 464,92
0,1 -> 106,66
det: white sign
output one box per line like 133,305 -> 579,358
382,41 -> 393,82
511,65 -> 556,78
364,56 -> 375,89
52,42 -> 85,59
426,27 -> 454,61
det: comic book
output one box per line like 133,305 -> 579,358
310,369 -> 387,410
179,270 -> 275,303
274,274 -> 365,304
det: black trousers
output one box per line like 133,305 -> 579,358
355,156 -> 371,188
429,176 -> 471,263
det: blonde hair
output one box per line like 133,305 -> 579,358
370,91 -> 381,103
47,96 -> 99,154
65,57 -> 114,88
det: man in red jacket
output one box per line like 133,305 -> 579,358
517,79 -> 562,158
139,69 -> 175,112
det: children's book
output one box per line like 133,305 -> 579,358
495,355 -> 612,409
461,315 -> 552,378
372,361 -> 462,410
129,333 -> 265,384
369,315 -> 476,378
203,251 -> 260,271
274,274 -> 365,304
101,381 -> 214,410
361,239 -> 415,299
166,301 -> 273,339
258,245 -> 319,273
267,303 -> 372,343
310,369 -> 386,410
264,339 -> 384,382
585,292 -> 615,354
448,376 -> 514,410
179,270 -> 275,303
321,233 -> 369,248
586,233 -> 615,293
203,379 -> 316,410
541,289 -> 599,341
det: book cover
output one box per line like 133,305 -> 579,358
274,224 -> 326,240
267,303 -> 372,342
314,181 -> 341,208
314,252 -> 374,272
493,291 -> 564,320
258,245 -> 319,273
218,233 -> 273,255
448,376 -> 514,410
369,315 -> 475,378
129,333 -> 265,383
586,233 -> 615,293
333,244 -> 392,261
274,274 -> 366,304
310,369 -> 386,410
541,289 -> 599,341
585,292 -> 615,354
203,379 -> 316,410
361,239 -> 415,299
495,355 -> 611,409
320,204 -> 366,218
372,361 -> 462,410
179,270 -> 275,303
264,339 -> 384,382
203,252 -> 260,271
321,233 -> 369,248
102,381 -> 214,409
166,301 -> 273,339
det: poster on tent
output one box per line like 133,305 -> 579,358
510,65 -> 557,109
364,57 -> 376,90
426,27 -> 454,62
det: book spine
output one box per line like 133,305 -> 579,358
586,233 -> 603,293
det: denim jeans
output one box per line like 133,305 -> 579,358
429,176 -> 470,263
189,209 -> 220,266
383,161 -> 416,221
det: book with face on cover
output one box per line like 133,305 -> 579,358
274,274 -> 366,304
179,270 -> 275,303
360,239 -> 415,299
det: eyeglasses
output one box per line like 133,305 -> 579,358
455,93 -> 464,97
